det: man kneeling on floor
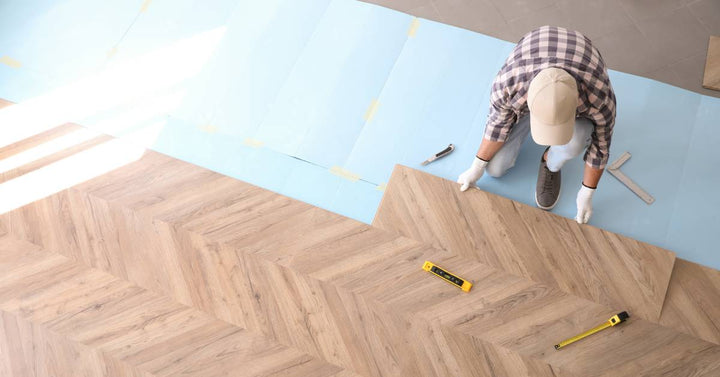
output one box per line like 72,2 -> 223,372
457,25 -> 616,224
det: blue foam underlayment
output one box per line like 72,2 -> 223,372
254,0 -> 410,167
665,97 -> 720,265
170,0 -> 334,136
344,20 -> 515,183
150,116 -> 383,223
109,0 -> 239,63
0,0 -> 138,102
0,0 -> 718,268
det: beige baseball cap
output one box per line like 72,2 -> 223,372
528,68 -> 578,146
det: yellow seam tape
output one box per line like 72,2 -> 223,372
330,166 -> 360,182
243,138 -> 264,148
363,99 -> 379,122
407,18 -> 420,37
107,47 -> 118,59
376,183 -> 387,191
0,56 -> 22,68
199,124 -> 218,133
140,0 -> 152,12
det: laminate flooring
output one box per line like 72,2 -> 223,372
1,128 -> 719,376
373,165 -> 676,322
0,237 -> 356,377
659,258 -> 720,344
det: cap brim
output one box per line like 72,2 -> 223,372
530,114 -> 574,146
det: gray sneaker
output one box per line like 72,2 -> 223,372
535,149 -> 561,210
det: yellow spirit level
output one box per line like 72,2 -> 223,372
554,311 -> 629,350
422,261 -> 472,292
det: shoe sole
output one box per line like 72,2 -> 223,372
535,186 -> 561,211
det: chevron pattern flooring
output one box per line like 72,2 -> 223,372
373,165 -> 720,346
0,118 -> 719,376
373,166 -> 676,322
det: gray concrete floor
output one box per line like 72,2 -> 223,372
363,0 -> 720,98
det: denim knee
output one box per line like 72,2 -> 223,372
485,158 -> 512,178
565,120 -> 594,157
562,138 -> 588,158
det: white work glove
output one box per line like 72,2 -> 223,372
575,184 -> 596,224
457,157 -> 489,192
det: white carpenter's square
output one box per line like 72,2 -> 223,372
607,151 -> 655,205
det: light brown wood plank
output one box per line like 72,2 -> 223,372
703,36 -> 720,91
660,258 -> 720,344
71,150 -> 219,214
3,150 -> 718,376
0,235 -> 356,377
0,310 -> 151,377
0,130 -> 113,185
0,123 -> 85,163
103,212 -> 720,376
372,165 -> 676,322
2,154 -> 588,376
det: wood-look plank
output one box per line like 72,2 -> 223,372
659,258 -> 720,344
0,131 -> 112,184
0,311 -> 151,377
703,36 -> 720,91
4,151 -> 574,376
0,235 -> 357,377
0,123 -> 85,162
3,151 -> 717,376
372,165 -> 676,322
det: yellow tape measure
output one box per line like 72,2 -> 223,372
422,261 -> 472,292
555,311 -> 629,350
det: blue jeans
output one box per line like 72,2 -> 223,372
485,115 -> 594,177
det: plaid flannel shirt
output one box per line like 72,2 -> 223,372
485,26 -> 616,169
